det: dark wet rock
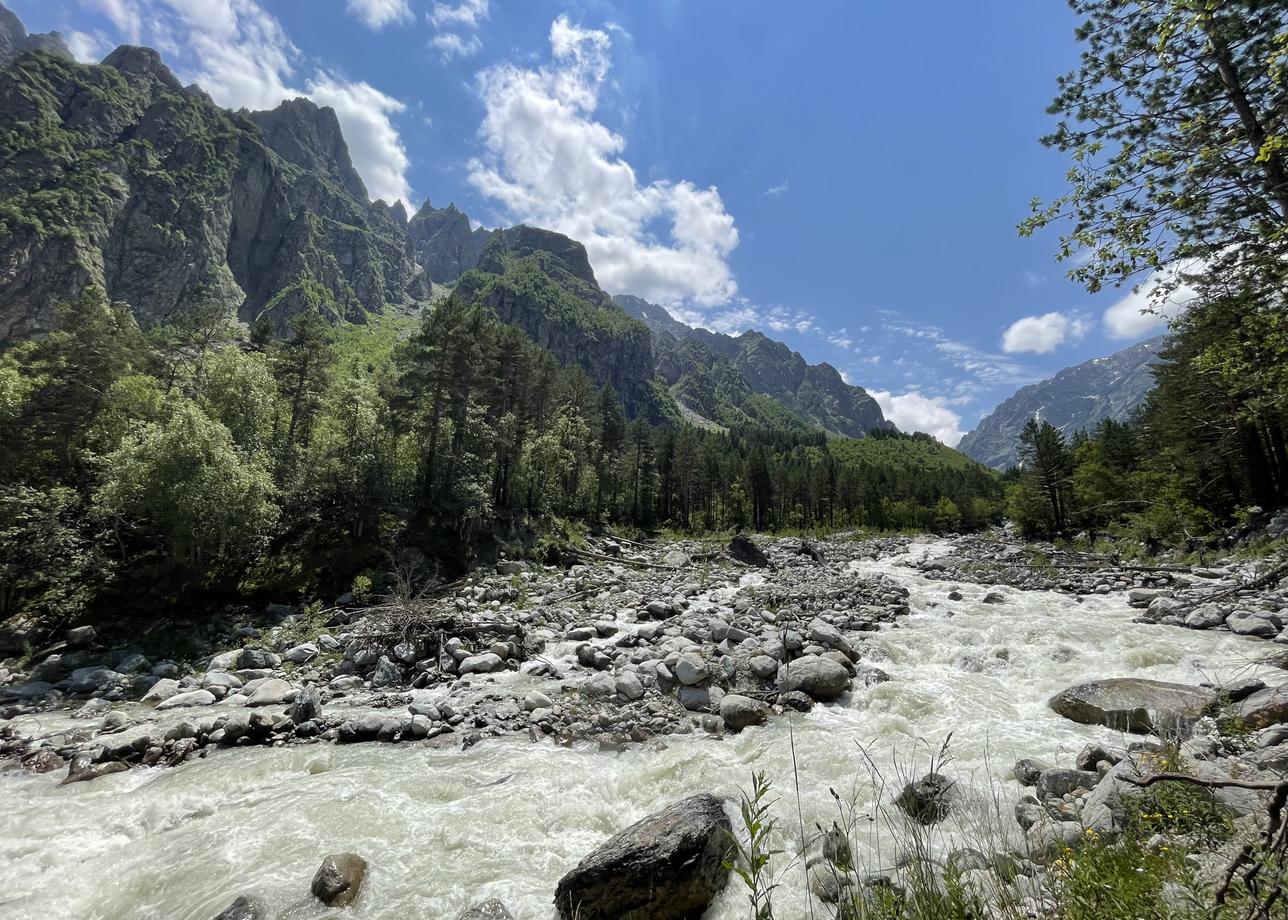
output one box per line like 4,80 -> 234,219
778,690 -> 814,712
311,853 -> 368,907
1075,743 -> 1122,772
238,648 -> 280,670
1012,758 -> 1043,786
1049,678 -> 1215,734
61,751 -> 129,785
212,893 -> 271,920
456,899 -> 515,920
289,685 -> 323,724
895,773 -> 956,825
554,793 -> 731,920
728,533 -> 769,567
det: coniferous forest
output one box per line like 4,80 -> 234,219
0,287 -> 1003,622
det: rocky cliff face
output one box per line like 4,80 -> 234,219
958,335 -> 1167,469
616,296 -> 889,436
405,201 -> 491,284
0,35 -> 420,341
0,4 -> 70,68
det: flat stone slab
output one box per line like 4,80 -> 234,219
1049,678 -> 1215,734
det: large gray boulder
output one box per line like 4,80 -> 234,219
1048,678 -> 1215,733
1238,687 -> 1288,729
728,533 -> 769,567
779,656 -> 851,701
720,694 -> 769,731
1227,610 -> 1282,638
460,653 -> 505,675
311,853 -> 368,907
156,689 -> 217,710
245,678 -> 292,707
140,678 -> 182,704
554,793 -> 731,920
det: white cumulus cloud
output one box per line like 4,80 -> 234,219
307,75 -> 410,204
1103,263 -> 1199,339
468,16 -> 740,308
1001,311 -> 1088,354
346,0 -> 412,30
83,0 -> 412,206
871,390 -> 965,447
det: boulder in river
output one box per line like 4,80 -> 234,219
245,678 -> 292,707
719,694 -> 769,731
212,893 -> 271,920
895,773 -> 957,825
778,656 -> 850,701
554,793 -> 731,920
60,751 -> 129,785
289,685 -> 323,724
456,899 -> 515,919
311,853 -> 368,907
156,688 -> 217,710
1048,678 -> 1215,734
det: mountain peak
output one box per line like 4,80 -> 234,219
102,45 -> 182,94
958,335 -> 1168,469
0,1 -> 71,68
249,97 -> 368,201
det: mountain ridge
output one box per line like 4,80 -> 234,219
958,335 -> 1167,469
614,294 -> 891,437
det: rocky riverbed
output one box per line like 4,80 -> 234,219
2,532 -> 1287,919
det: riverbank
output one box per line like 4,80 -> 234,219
2,532 -> 1287,918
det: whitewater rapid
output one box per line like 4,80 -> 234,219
1,541 -> 1280,920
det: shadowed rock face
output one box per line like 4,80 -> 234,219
1048,677 -> 1215,734
554,793 -> 732,920
0,43 -> 416,341
406,201 -> 491,283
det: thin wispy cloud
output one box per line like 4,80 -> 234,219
428,0 -> 489,61
764,179 -> 790,196
346,0 -> 412,30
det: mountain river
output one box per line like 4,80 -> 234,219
1,540 -> 1281,919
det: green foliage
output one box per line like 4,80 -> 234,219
0,485 -> 105,621
95,398 -> 278,585
1021,0 -> 1288,306
1018,0 -> 1288,548
725,771 -> 782,920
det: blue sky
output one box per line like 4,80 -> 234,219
15,0 -> 1183,444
